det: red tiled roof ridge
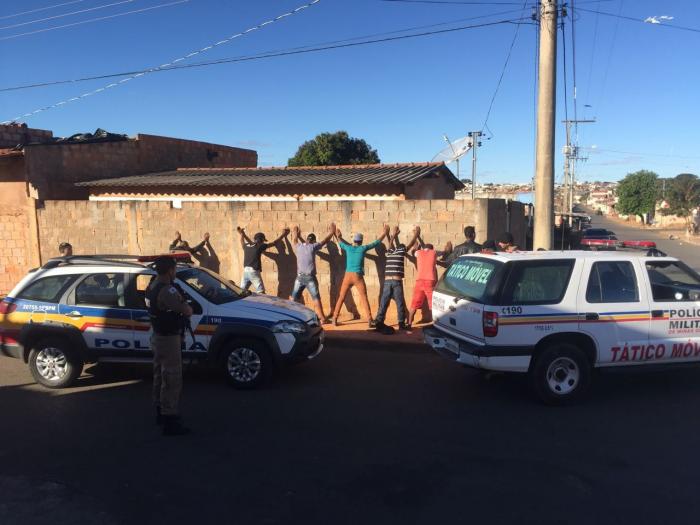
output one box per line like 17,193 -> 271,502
174,161 -> 444,172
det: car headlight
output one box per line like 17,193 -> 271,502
272,321 -> 307,334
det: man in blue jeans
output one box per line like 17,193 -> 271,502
374,225 -> 420,333
290,223 -> 336,323
236,226 -> 289,293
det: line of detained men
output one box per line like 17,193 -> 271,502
167,225 -> 518,334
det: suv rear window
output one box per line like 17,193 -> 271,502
17,275 -> 76,303
501,260 -> 575,305
436,257 -> 501,303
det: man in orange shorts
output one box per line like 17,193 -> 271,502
408,228 -> 451,327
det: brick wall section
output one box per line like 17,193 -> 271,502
24,134 -> 257,199
0,124 -> 53,148
34,199 -> 526,313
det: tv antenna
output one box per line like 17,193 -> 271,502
432,132 -> 482,199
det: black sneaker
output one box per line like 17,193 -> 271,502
369,319 -> 378,329
377,324 -> 395,335
398,322 -> 410,331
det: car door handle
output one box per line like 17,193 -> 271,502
66,311 -> 82,318
584,313 -> 599,321
651,310 -> 664,318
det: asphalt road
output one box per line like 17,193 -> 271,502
2,331 -> 700,525
586,212 -> 700,270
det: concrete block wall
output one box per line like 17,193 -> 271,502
24,134 -> 257,200
33,199 -> 525,314
0,208 -> 32,295
0,124 -> 53,148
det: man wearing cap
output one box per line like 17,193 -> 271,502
236,226 -> 290,294
291,223 -> 336,323
332,225 -> 390,327
496,232 -> 517,252
145,256 -> 193,436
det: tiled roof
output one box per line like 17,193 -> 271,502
77,162 -> 463,189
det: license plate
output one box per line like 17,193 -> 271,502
433,296 -> 445,312
444,338 -> 460,355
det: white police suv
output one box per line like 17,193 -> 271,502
424,243 -> 700,404
0,254 -> 323,389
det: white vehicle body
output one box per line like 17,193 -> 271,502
424,250 -> 700,402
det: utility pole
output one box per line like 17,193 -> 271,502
533,0 -> 558,250
468,131 -> 482,199
562,118 -> 595,224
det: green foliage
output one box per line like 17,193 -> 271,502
660,173 -> 700,229
288,131 -> 380,167
616,170 -> 659,221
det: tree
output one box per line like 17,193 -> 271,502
615,170 -> 659,224
288,131 -> 380,166
660,173 -> 700,234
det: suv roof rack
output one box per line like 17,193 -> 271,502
580,239 -> 667,257
41,252 -> 192,270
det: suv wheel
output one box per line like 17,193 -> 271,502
28,338 -> 84,389
530,343 -> 591,405
221,339 -> 272,389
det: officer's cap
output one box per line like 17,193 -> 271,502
153,255 -> 176,274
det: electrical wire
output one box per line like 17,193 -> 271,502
594,0 -> 622,115
2,0 -> 324,123
0,0 -> 87,21
0,0 -> 188,41
582,0 -> 600,115
577,5 -> 700,34
381,0 -> 525,5
480,0 -> 531,132
1,15 -> 529,94
570,0 -> 579,138
0,0 -> 137,31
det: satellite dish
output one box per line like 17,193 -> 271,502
431,135 -> 472,180
432,135 -> 472,164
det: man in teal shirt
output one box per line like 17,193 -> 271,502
332,225 -> 390,327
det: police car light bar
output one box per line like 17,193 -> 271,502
580,239 -> 657,249
137,252 -> 192,263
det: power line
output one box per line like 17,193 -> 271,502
0,0 -> 136,31
570,0 -> 579,138
1,16 -> 528,94
594,0 -> 622,115
2,0 -> 324,123
577,6 -> 700,34
0,0 -> 188,41
0,0 -> 88,20
480,0 -> 530,132
582,0 -> 600,114
381,0 -> 525,5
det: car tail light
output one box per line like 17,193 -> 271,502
483,311 -> 498,337
0,300 -> 17,315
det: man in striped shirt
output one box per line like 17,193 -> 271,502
374,225 -> 420,332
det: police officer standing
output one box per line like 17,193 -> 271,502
146,256 -> 193,436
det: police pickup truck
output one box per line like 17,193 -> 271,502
424,242 -> 700,404
0,254 -> 323,389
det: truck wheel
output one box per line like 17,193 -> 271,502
220,339 -> 272,389
28,338 -> 83,389
530,343 -> 591,405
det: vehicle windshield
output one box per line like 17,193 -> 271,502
436,257 -> 502,303
177,267 -> 247,304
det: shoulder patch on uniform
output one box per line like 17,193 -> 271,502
168,286 -> 178,294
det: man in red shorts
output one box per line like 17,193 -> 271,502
408,228 -> 451,327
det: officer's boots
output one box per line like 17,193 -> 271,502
162,415 -> 191,436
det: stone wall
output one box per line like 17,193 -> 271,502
32,199 -> 526,314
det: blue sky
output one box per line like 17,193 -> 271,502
1,0 -> 698,183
